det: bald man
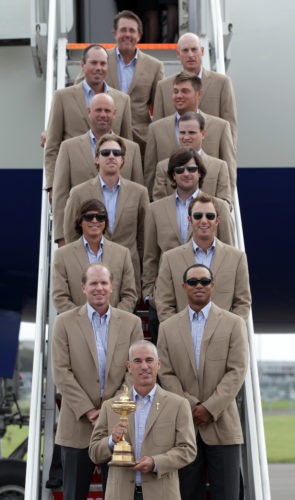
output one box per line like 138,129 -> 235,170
53,93 -> 143,246
153,33 -> 237,149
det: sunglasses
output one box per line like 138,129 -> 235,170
185,278 -> 212,287
82,213 -> 107,222
174,165 -> 199,174
192,212 -> 216,220
99,149 -> 123,157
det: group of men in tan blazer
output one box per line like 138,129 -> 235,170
47,7 -> 251,500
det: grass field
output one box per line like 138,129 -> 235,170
263,414 -> 295,462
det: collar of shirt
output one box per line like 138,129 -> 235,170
83,234 -> 104,251
86,302 -> 111,324
192,237 -> 216,254
197,148 -> 203,156
82,79 -> 109,104
188,301 -> 211,322
198,67 -> 203,79
89,129 -> 98,156
116,46 -> 138,65
98,175 -> 121,190
132,384 -> 158,404
176,187 -> 199,204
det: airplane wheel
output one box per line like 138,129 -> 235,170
0,459 -> 26,499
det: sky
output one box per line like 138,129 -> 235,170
19,322 -> 295,363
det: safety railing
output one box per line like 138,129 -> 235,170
211,1 -> 271,498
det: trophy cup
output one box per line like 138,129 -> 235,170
108,384 -> 137,466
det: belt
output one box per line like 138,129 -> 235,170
135,485 -> 143,493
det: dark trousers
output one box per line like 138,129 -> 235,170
61,446 -> 95,500
179,433 -> 240,500
148,304 -> 159,345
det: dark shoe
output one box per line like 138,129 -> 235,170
45,478 -> 62,489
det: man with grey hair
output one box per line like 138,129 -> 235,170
153,32 -> 237,150
51,263 -> 143,500
89,339 -> 197,500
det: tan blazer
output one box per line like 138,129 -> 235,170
64,176 -> 149,295
142,193 -> 234,305
51,304 -> 143,449
89,386 -> 197,500
144,112 -> 236,199
52,237 -> 137,313
153,68 -> 238,150
155,238 -> 251,322
44,82 -> 132,188
106,48 -> 164,152
157,303 -> 248,445
153,151 -> 231,205
52,131 -> 143,241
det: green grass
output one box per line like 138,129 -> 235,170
262,400 -> 295,412
263,414 -> 295,462
1,424 -> 28,458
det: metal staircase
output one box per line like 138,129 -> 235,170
25,1 -> 271,499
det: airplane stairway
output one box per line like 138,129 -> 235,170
25,1 -> 271,499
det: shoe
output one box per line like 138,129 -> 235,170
45,478 -> 62,489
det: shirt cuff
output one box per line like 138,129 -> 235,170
108,435 -> 115,451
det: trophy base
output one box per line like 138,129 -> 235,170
108,459 -> 136,467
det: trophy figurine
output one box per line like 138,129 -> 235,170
108,384 -> 137,466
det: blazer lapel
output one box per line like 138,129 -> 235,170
77,305 -> 99,372
127,50 -> 143,96
199,68 -> 211,106
72,237 -> 89,270
210,239 -> 226,276
178,308 -> 198,378
80,133 -> 97,177
198,304 -> 221,387
72,84 -> 90,128
106,48 -> 120,89
112,178 -> 127,233
181,242 -> 195,268
165,195 -> 182,243
168,114 -> 179,147
143,386 -> 167,440
105,307 -> 120,382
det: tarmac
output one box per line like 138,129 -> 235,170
269,464 -> 295,500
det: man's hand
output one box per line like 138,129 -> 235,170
56,238 -> 66,248
40,130 -> 46,148
133,456 -> 154,474
192,404 -> 213,425
85,408 -> 100,426
111,421 -> 128,444
47,188 -> 53,206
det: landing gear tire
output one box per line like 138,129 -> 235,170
0,459 -> 26,499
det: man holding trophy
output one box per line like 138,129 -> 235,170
89,340 -> 197,500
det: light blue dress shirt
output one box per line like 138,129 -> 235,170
188,302 -> 212,371
87,303 -> 110,397
82,79 -> 109,106
116,46 -> 138,94
192,237 -> 216,267
99,175 -> 120,234
133,384 -> 157,485
83,235 -> 104,263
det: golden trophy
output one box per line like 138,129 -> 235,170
108,384 -> 137,466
